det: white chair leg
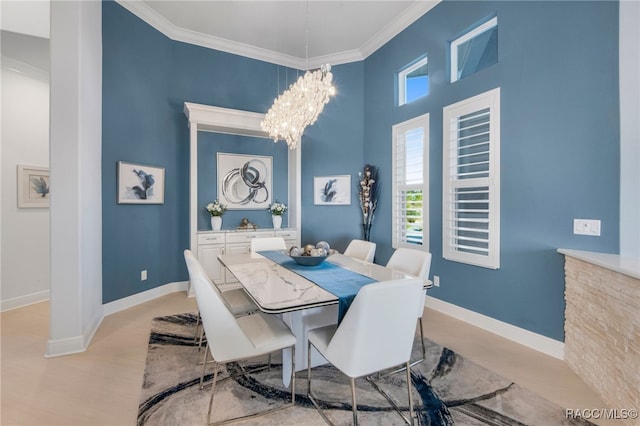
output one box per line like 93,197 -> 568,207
350,377 -> 358,426
418,317 -> 426,361
198,326 -> 205,352
307,341 -> 332,425
206,350 -> 295,425
307,341 -> 312,394
406,361 -> 414,425
200,343 -> 210,389
366,367 -> 414,425
290,345 -> 296,405
207,361 -> 221,425
193,312 -> 201,343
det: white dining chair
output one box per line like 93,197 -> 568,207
251,237 -> 287,252
184,250 -> 257,350
307,278 -> 424,425
343,239 -> 376,263
186,250 -> 297,425
386,248 -> 432,365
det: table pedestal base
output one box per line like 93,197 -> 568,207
281,305 -> 338,386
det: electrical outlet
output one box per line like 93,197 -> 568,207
141,270 -> 148,281
573,219 -> 601,236
433,275 -> 440,287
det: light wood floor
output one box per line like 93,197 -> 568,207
1,292 -> 614,426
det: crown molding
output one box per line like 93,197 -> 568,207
116,0 -> 439,69
303,49 -> 365,70
360,1 -> 440,58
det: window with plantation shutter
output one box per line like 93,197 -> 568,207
443,88 -> 500,269
392,113 -> 429,250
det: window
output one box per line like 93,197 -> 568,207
450,16 -> 498,83
442,88 -> 500,269
398,56 -> 429,106
392,113 -> 429,250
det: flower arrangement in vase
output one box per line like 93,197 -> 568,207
268,201 -> 287,229
357,164 -> 378,241
206,199 -> 227,230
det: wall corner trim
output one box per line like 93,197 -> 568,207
103,281 -> 190,317
425,295 -> 565,360
45,308 -> 104,358
43,281 -> 188,357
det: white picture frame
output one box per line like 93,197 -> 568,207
117,161 -> 165,204
314,175 -> 351,205
17,164 -> 50,208
217,153 -> 272,210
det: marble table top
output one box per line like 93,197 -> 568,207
218,252 -> 431,313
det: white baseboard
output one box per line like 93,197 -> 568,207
0,289 -> 50,312
5,282 -> 187,357
425,295 -> 565,360
45,335 -> 87,358
103,281 -> 189,316
45,307 -> 104,358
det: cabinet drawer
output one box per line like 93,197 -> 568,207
197,233 -> 224,245
275,230 -> 296,240
226,232 -> 271,244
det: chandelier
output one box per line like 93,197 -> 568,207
261,64 -> 336,150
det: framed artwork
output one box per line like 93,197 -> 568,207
117,161 -> 165,204
217,153 -> 272,210
17,165 -> 50,208
314,175 -> 351,205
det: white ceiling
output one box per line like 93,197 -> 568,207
0,1 -> 50,39
120,0 -> 440,69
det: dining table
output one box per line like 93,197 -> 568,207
217,251 -> 432,385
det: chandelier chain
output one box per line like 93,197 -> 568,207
261,1 -> 335,150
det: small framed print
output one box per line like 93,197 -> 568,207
17,165 -> 50,208
117,161 -> 165,204
313,175 -> 351,205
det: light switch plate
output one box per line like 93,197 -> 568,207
573,219 -> 601,236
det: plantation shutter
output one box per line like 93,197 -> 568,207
392,113 -> 429,249
443,88 -> 500,269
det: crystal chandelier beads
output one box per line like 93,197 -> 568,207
261,64 -> 336,150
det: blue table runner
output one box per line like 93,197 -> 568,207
257,250 -> 376,322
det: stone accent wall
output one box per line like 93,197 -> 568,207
564,257 -> 640,424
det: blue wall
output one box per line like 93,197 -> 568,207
301,61 -> 366,252
103,2 -> 186,304
363,0 -> 619,340
102,1 -> 364,302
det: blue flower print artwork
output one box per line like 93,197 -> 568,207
321,178 -> 337,202
30,176 -> 49,198
17,165 -> 50,208
313,175 -> 351,205
117,161 -> 165,204
131,168 -> 155,199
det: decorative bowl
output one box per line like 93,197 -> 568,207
290,255 -> 327,266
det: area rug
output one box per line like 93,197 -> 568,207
138,313 -> 592,426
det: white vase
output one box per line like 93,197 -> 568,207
211,216 -> 222,231
272,215 -> 282,229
